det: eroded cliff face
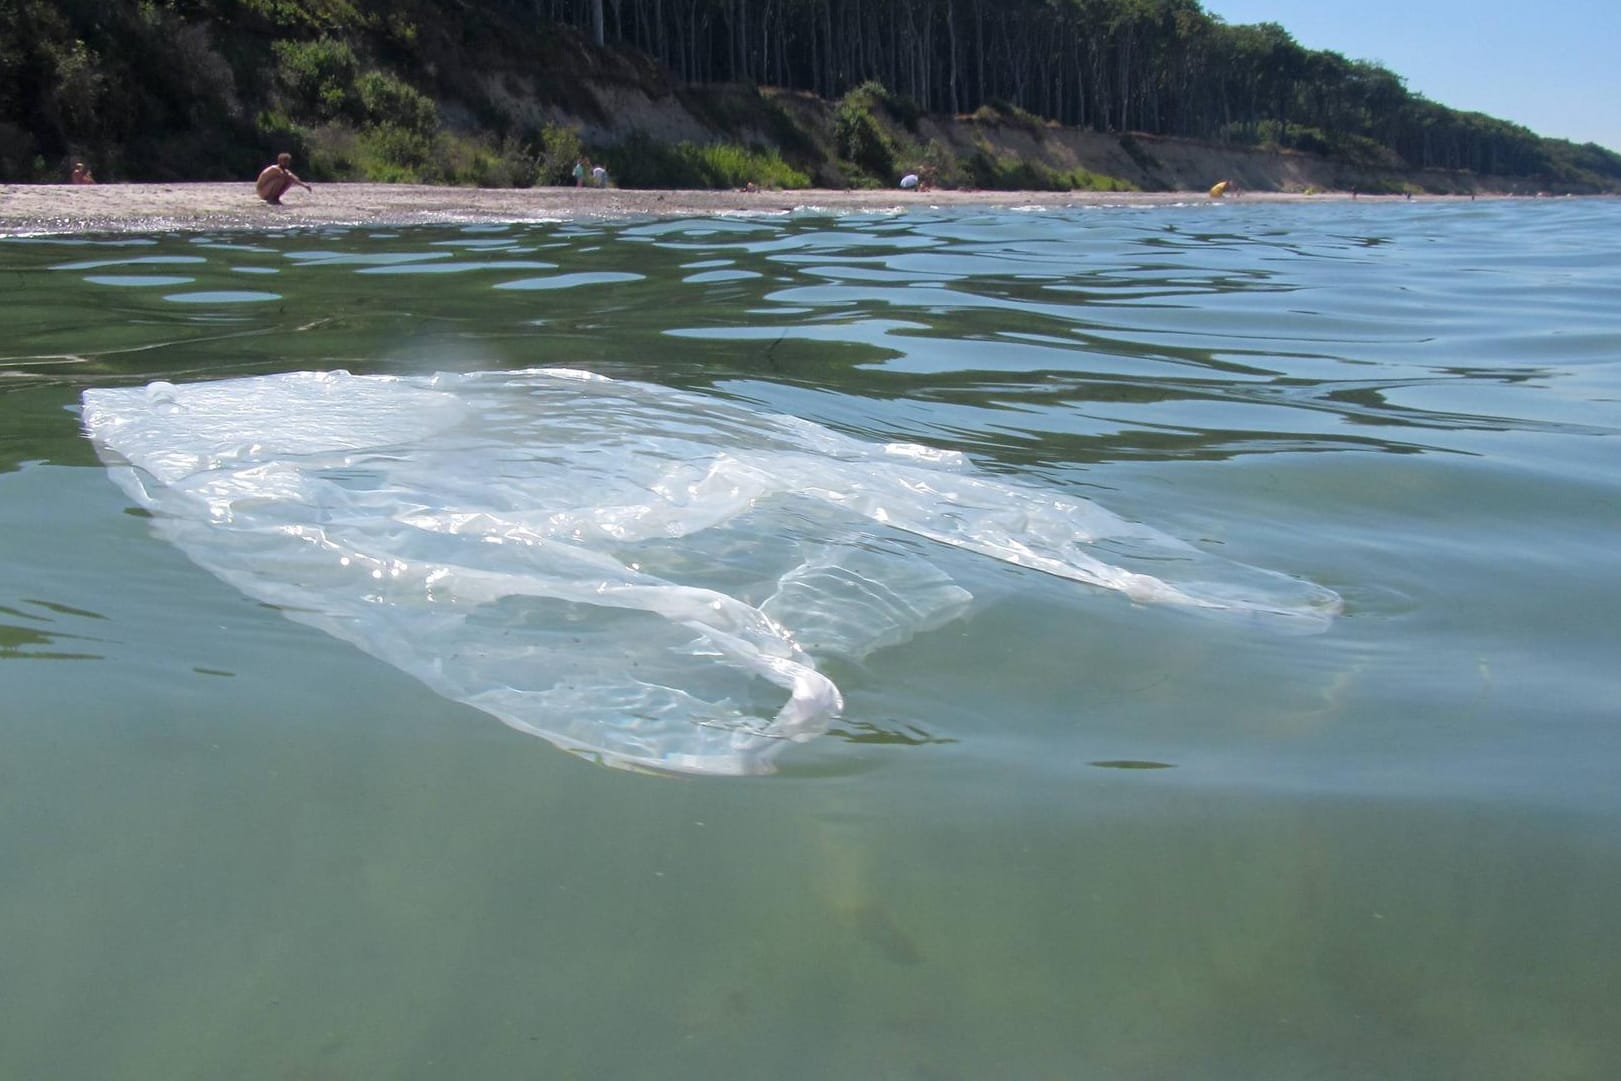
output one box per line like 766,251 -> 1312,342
534,71 -> 1530,195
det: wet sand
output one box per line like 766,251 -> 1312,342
0,181 -> 1363,236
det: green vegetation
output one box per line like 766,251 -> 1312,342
600,132 -> 810,190
833,83 -> 900,183
963,151 -> 1137,193
970,101 -> 1050,137
1,0 -> 1616,192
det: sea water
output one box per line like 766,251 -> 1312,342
2,198 -> 1619,1079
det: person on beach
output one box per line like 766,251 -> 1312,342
591,163 -> 607,187
255,152 -> 312,205
573,158 -> 586,187
71,162 -> 95,184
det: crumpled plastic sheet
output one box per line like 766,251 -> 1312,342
81,368 -> 1341,774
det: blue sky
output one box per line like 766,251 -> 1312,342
1203,1 -> 1621,151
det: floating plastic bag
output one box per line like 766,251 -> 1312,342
82,369 -> 1339,774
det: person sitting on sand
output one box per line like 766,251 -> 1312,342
71,162 -> 95,185
256,152 -> 312,205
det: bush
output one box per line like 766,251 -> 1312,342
833,86 -> 895,180
273,37 -> 358,121
467,135 -> 537,188
971,99 -> 1047,136
840,80 -> 921,132
963,149 -> 1136,192
536,122 -> 584,185
683,142 -> 809,189
302,122 -> 568,187
273,38 -> 437,141
597,130 -> 809,189
238,0 -> 366,32
355,70 -> 436,136
356,122 -> 434,181
255,109 -> 313,166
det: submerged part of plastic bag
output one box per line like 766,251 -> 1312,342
82,368 -> 1340,774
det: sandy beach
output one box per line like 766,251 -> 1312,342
0,181 -> 1376,236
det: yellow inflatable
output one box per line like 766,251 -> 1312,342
1208,180 -> 1230,198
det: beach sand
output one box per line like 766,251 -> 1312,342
0,181 -> 1375,236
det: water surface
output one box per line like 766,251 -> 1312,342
3,199 -> 1619,1080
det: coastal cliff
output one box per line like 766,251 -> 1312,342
3,3 -> 1616,194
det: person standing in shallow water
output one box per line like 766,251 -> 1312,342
256,152 -> 312,205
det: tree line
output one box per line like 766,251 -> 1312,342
527,0 -> 1616,183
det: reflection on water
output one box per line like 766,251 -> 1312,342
3,200 -> 1621,1079
81,275 -> 197,287
162,289 -> 283,304
0,597 -> 107,660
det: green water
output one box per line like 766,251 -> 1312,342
3,201 -> 1619,1079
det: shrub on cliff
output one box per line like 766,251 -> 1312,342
599,131 -> 808,190
833,86 -> 896,181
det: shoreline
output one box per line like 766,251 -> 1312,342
0,181 -> 1505,237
